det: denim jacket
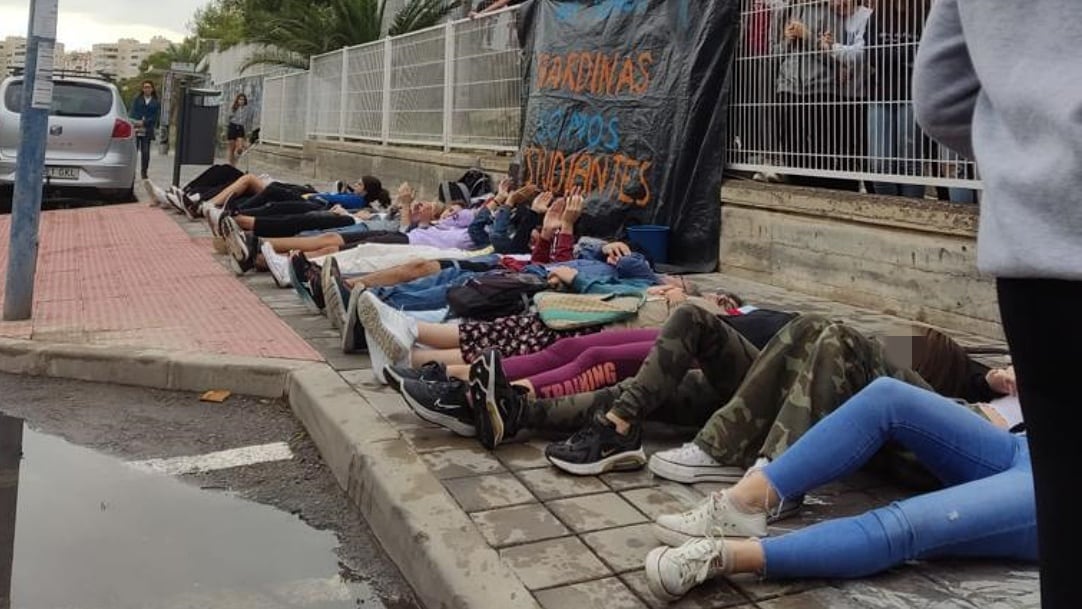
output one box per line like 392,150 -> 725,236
129,95 -> 161,136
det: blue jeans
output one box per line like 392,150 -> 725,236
761,378 -> 1036,579
867,103 -> 925,199
373,265 -> 479,311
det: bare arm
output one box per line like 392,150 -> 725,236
913,0 -> 980,159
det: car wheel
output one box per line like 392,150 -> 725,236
105,184 -> 136,203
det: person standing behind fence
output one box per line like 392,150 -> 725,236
865,0 -> 927,198
226,93 -> 254,166
915,2 -> 1082,608
129,80 -> 160,181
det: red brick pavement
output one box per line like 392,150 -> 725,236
0,204 -> 321,361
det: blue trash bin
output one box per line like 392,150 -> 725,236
626,224 -> 670,265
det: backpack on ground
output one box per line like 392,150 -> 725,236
439,181 -> 472,204
458,167 -> 493,198
446,271 -> 549,321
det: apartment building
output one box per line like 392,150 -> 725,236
91,36 -> 171,79
0,36 -> 66,75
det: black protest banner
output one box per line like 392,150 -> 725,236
516,0 -> 740,271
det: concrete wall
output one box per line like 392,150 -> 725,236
249,140 -> 512,201
248,140 -> 1000,338
720,183 -> 1001,339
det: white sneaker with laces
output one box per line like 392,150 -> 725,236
356,291 -> 417,376
649,442 -> 746,483
653,491 -> 768,546
261,241 -> 292,288
644,537 -> 727,602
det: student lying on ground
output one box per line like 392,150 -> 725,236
643,378 -> 1033,601
345,233 -> 666,374
283,188 -> 578,311
391,308 -> 1013,481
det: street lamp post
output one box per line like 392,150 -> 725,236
3,0 -> 59,321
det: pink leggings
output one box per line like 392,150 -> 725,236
502,328 -> 661,399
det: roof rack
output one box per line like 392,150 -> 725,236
6,67 -> 119,82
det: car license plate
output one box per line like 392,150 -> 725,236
45,166 -> 79,180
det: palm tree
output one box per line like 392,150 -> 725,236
240,0 -> 460,72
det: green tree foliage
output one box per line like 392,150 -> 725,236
189,0 -> 461,72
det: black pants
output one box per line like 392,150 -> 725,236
184,164 -> 244,192
997,278 -> 1082,609
775,93 -> 862,191
341,230 -> 410,246
229,182 -> 316,213
136,135 -> 152,178
253,212 -> 355,238
243,200 -> 326,218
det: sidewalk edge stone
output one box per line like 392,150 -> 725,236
0,337 -> 306,398
287,365 -> 541,609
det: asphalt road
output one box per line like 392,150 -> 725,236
0,371 -> 419,609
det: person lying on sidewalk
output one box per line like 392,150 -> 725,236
467,180 -> 543,255
221,196 -> 478,275
457,310 -> 1014,479
642,378 -> 1033,602
318,190 -> 587,325
383,294 -> 780,437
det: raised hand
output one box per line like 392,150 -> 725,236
532,190 -> 555,214
561,186 -> 584,228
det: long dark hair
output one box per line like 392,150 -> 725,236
232,93 -> 248,112
361,175 -> 391,208
140,80 -> 157,99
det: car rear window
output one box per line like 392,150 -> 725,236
3,81 -> 113,117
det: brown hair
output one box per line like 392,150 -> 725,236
232,93 -> 248,112
910,327 -> 971,398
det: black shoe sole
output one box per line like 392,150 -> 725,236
469,351 -> 504,449
383,366 -> 413,393
401,387 -> 476,437
546,448 -> 647,476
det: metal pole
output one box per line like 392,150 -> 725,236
171,84 -> 188,188
0,414 -> 23,609
3,0 -> 59,321
442,21 -> 455,152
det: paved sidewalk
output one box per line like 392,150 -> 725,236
0,201 -> 320,361
130,155 -> 1033,609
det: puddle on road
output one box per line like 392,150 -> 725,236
0,413 -> 398,609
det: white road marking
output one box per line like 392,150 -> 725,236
128,442 -> 293,476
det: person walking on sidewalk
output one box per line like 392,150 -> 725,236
129,80 -> 160,180
914,2 -> 1082,607
226,93 -> 254,166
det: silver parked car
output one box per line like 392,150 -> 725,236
0,74 -> 137,201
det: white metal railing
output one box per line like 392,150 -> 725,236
259,6 -> 522,152
255,2 -> 980,193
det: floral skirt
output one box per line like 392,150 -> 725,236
458,312 -> 601,363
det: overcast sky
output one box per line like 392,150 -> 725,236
0,0 -> 205,50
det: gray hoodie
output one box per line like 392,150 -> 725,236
913,0 -> 1082,280
773,0 -> 847,97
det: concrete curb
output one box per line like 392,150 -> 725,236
0,337 -> 540,609
288,365 -> 540,609
0,337 -> 312,398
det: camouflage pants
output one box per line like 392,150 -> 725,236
692,314 -> 933,468
525,304 -> 760,431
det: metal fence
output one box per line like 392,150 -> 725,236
259,6 -> 522,152
254,1 -> 980,191
726,0 -> 979,193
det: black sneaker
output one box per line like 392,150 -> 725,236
469,348 -> 527,449
289,253 -> 320,313
545,412 -> 646,476
341,285 -> 368,354
384,361 -> 448,393
400,379 -> 475,437
307,261 -> 326,310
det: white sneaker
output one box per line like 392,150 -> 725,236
644,538 -> 727,602
206,206 -> 224,237
322,261 -> 347,331
649,442 -> 746,483
653,491 -> 768,546
262,241 -> 292,288
356,291 -> 416,374
144,180 -> 169,207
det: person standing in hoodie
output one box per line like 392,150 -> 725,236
914,2 -> 1082,607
